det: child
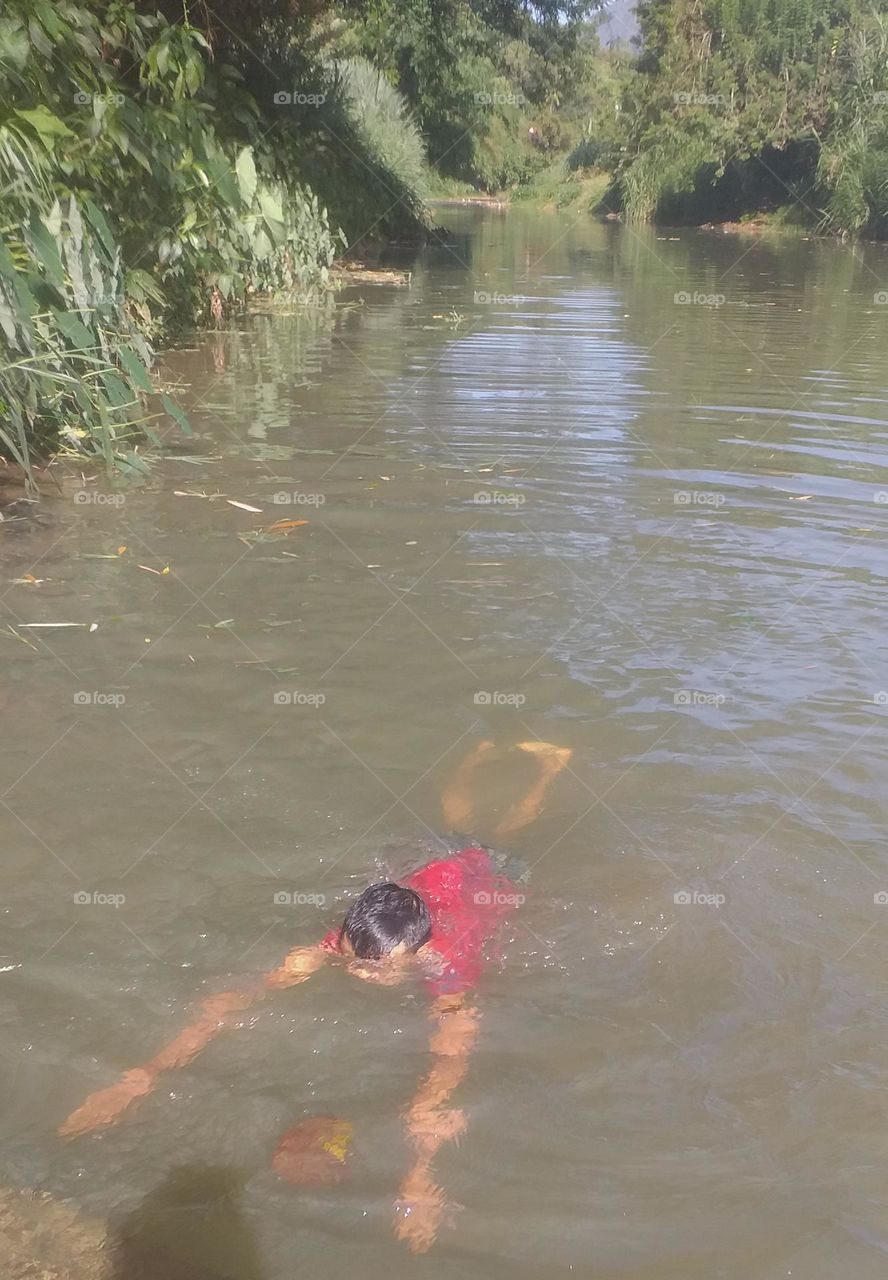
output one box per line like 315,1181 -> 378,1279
58,739 -> 571,1253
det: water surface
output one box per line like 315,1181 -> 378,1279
4,208 -> 888,1278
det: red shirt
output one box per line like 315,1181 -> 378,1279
322,847 -> 520,995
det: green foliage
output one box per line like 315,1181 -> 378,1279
816,12 -> 888,233
336,57 -> 429,206
607,0 -> 888,234
330,0 -> 603,189
0,191 -> 168,483
0,0 -> 434,477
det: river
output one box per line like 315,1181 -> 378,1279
3,206 -> 888,1278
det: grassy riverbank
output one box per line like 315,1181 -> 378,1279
509,164 -> 612,214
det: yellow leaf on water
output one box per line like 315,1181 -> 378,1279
264,519 -> 309,533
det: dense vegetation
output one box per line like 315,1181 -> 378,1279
571,0 -> 888,235
5,0 -> 888,481
0,0 -> 605,479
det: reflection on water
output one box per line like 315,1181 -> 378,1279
110,1166 -> 264,1280
3,209 -> 888,1277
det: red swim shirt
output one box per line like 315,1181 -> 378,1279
322,847 -> 520,995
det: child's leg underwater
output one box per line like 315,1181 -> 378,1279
494,740 -> 572,838
440,738 -> 572,840
440,739 -> 498,832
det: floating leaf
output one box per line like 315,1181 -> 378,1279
265,518 -> 309,532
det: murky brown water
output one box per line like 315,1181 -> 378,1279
4,207 -> 888,1278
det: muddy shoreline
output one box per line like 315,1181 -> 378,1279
0,1187 -> 109,1280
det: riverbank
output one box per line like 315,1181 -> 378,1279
444,176 -> 843,243
427,168 -> 611,215
0,1 -> 431,485
0,1187 -> 108,1280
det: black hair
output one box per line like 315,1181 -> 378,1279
339,882 -> 432,960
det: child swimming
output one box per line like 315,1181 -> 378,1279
58,739 -> 571,1253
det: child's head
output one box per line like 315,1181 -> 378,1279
339,882 -> 432,960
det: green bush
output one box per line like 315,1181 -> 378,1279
336,58 -> 428,204
0,192 -> 183,483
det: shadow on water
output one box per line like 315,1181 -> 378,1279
109,1166 -> 264,1280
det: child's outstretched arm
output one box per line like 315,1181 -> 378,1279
394,994 -> 479,1254
57,944 -> 327,1138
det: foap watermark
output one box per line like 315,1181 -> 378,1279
274,891 -> 326,906
474,691 -> 525,708
86,292 -> 125,308
673,91 -> 726,107
474,290 -> 526,307
873,92 -> 888,105
874,291 -> 888,305
73,490 -> 126,506
674,690 -> 726,708
273,691 -> 326,707
674,490 -> 726,508
74,90 -> 124,107
873,692 -> 888,706
474,90 -> 525,107
473,490 -> 525,507
74,890 -> 125,908
474,890 -> 525,908
272,90 -> 326,106
272,491 -> 326,507
674,290 -> 725,308
674,889 -> 725,907
74,691 -> 125,708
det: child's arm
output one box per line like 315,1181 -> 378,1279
58,944 -> 327,1138
393,995 -> 479,1254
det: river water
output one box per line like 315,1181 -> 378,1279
3,207 -> 888,1278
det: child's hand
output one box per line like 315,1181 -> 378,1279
265,945 -> 326,990
58,1067 -> 155,1138
345,959 -> 407,986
